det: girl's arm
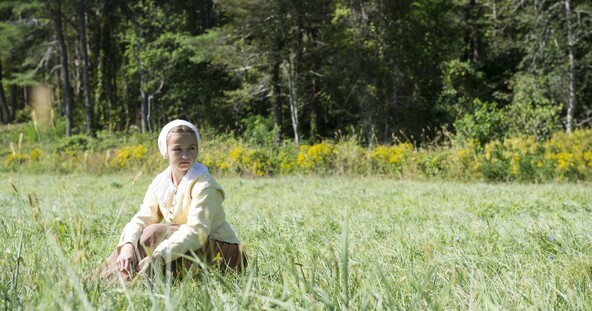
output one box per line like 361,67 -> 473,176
117,190 -> 162,252
154,186 -> 223,262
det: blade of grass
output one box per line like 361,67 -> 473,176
46,232 -> 93,311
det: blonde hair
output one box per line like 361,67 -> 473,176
167,125 -> 197,140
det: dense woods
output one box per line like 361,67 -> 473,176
1,0 -> 591,144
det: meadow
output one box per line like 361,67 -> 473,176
1,172 -> 591,310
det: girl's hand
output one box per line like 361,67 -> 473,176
116,243 -> 136,275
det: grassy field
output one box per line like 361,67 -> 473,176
1,172 -> 591,310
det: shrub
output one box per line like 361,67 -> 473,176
227,145 -> 272,177
333,136 -> 367,175
454,99 -> 507,146
110,145 -> 148,168
480,140 -> 511,182
3,125 -> 592,182
241,115 -> 279,147
506,72 -> 562,140
447,139 -> 482,180
417,149 -> 450,178
297,141 -> 335,174
273,142 -> 299,175
57,134 -> 91,152
501,136 -> 546,182
369,143 -> 412,175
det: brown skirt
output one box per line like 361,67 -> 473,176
96,223 -> 248,283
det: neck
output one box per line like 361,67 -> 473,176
171,169 -> 187,187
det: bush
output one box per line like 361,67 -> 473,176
506,72 -> 562,140
241,115 -> 279,147
3,124 -> 592,183
333,135 -> 368,175
57,134 -> 91,152
369,143 -> 412,175
454,99 -> 508,146
297,141 -> 335,174
110,145 -> 148,168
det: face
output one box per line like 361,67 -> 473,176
166,132 -> 198,173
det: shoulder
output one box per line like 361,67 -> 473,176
189,171 -> 225,199
148,167 -> 171,192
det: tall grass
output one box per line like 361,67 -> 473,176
1,173 -> 591,309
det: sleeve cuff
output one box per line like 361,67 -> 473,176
154,240 -> 174,263
117,229 -> 142,252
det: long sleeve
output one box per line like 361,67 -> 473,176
154,186 -> 224,262
117,189 -> 162,251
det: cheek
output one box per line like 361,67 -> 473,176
166,150 -> 178,160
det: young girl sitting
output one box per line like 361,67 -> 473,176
98,120 -> 247,283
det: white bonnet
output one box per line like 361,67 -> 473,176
157,120 -> 201,158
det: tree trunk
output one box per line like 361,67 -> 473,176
286,58 -> 299,145
55,60 -> 62,116
23,86 -> 28,109
309,75 -> 319,141
271,57 -> 282,144
0,61 -> 10,124
99,0 -> 119,130
140,72 -> 150,133
565,0 -> 576,134
200,0 -> 212,34
286,16 -> 304,144
463,0 -> 479,63
9,84 -> 17,121
80,0 -> 93,135
132,8 -> 150,133
53,0 -> 74,137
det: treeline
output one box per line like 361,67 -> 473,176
0,0 -> 591,144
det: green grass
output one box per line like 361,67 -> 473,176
1,173 -> 591,309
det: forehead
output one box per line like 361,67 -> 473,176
167,132 -> 197,145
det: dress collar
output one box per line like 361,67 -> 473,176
157,162 -> 209,211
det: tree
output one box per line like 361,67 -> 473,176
0,0 -> 47,124
79,0 -> 93,134
564,0 -> 575,134
0,61 -> 9,123
1,0 -> 589,142
51,0 -> 74,136
504,0 -> 591,134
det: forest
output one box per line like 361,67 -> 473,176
0,0 -> 591,145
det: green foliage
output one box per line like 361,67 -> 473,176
453,99 -> 507,146
4,127 -> 592,182
241,115 -> 278,147
480,140 -> 512,182
505,72 -> 563,140
57,134 -> 91,152
439,58 -> 486,118
2,0 -> 592,147
0,22 -> 23,59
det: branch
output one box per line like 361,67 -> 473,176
575,117 -> 592,127
574,9 -> 592,18
153,79 -> 165,96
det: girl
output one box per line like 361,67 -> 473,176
98,120 -> 247,283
